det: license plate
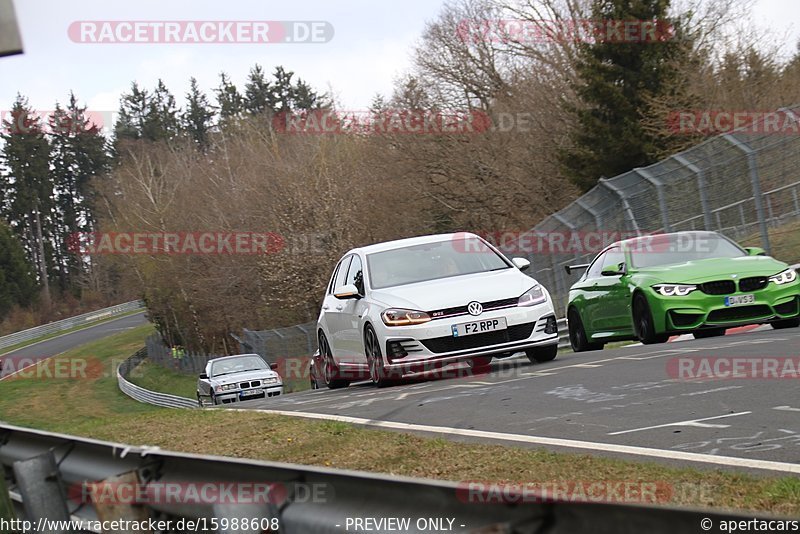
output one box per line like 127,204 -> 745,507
452,317 -> 507,337
724,294 -> 755,306
240,388 -> 262,397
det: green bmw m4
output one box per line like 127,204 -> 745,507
565,231 -> 800,351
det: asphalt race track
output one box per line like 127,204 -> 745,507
242,326 -> 800,473
0,311 -> 148,379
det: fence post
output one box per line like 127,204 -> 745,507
672,153 -> 713,231
723,134 -> 771,254
599,178 -> 641,234
633,168 -> 671,232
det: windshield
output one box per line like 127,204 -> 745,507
210,356 -> 268,377
629,233 -> 746,268
367,237 -> 510,289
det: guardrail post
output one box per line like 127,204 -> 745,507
599,178 -> 641,234
12,451 -> 73,533
672,154 -> 713,231
633,168 -> 671,232
723,134 -> 771,254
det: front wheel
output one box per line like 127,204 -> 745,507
365,325 -> 396,388
633,294 -> 669,345
771,317 -> 800,329
525,344 -> 558,363
568,308 -> 603,352
693,328 -> 726,339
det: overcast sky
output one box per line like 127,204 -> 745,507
1,0 -> 798,118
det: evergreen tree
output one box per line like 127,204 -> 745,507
182,77 -> 216,151
271,66 -> 295,113
0,222 -> 38,318
244,64 -> 274,115
216,72 -> 245,121
114,82 -> 149,142
0,95 -> 54,306
559,0 -> 686,191
143,79 -> 180,141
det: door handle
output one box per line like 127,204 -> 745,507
335,305 -> 344,311
322,305 -> 329,310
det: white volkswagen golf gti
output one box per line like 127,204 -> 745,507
316,232 -> 559,388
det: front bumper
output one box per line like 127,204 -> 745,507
646,280 -> 800,333
215,384 -> 284,404
376,302 -> 559,372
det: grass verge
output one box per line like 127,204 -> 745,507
0,325 -> 798,517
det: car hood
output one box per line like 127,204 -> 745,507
208,369 -> 280,385
369,268 -> 534,310
637,256 -> 788,283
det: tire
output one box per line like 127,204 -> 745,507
365,325 -> 396,388
633,294 -> 669,345
568,308 -> 604,352
470,356 -> 493,372
525,344 -> 558,363
210,393 -> 217,406
771,317 -> 800,329
319,332 -> 349,389
197,393 -> 204,408
692,328 -> 726,339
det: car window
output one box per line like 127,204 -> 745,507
586,251 -> 607,279
328,255 -> 352,294
601,247 -> 625,274
345,254 -> 364,294
331,255 -> 352,293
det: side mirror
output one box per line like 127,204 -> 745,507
565,263 -> 590,275
199,373 -> 208,379
744,247 -> 767,256
269,362 -> 278,371
511,257 -> 530,271
601,263 -> 626,276
333,284 -> 361,299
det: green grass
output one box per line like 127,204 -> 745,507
128,358 -> 198,399
0,308 -> 144,357
0,325 -> 799,517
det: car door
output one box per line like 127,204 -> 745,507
579,250 -> 608,334
592,247 -> 632,333
320,255 -> 351,360
338,254 -> 370,365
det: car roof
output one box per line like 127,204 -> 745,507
210,353 -> 263,363
612,230 -> 722,251
346,232 -> 480,256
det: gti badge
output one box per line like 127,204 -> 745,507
467,301 -> 483,316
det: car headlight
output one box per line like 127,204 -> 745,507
381,308 -> 431,326
264,377 -> 279,384
216,383 -> 237,392
769,268 -> 798,285
518,285 -> 546,306
652,284 -> 697,296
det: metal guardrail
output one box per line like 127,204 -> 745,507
117,348 -> 198,409
0,300 -> 145,353
0,422 -> 779,533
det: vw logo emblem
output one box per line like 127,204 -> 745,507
467,301 -> 483,316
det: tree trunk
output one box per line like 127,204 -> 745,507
33,206 -> 51,308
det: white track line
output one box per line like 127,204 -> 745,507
231,408 -> 800,474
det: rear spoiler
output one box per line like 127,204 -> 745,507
565,263 -> 590,275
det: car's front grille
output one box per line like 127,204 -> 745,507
428,297 -> 518,319
420,322 -> 536,354
775,297 -> 799,316
534,315 -> 558,334
239,380 -> 261,389
386,339 -> 424,361
707,305 -> 772,323
738,276 -> 768,292
699,280 -> 736,295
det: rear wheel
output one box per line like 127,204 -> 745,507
771,317 -> 800,329
568,308 -> 603,352
319,332 -> 349,389
692,328 -> 726,339
365,325 -> 395,388
633,294 -> 669,345
526,344 -> 558,363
